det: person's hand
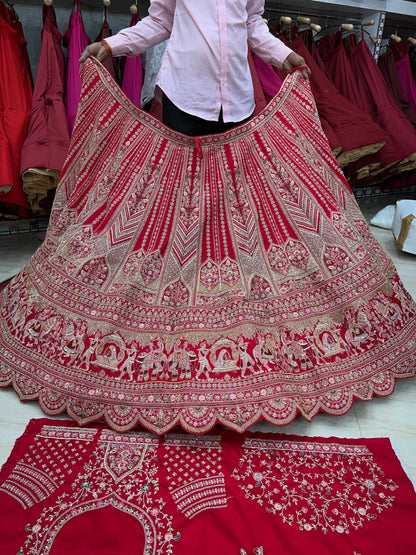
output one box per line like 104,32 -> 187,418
282,52 -> 310,80
79,42 -> 110,65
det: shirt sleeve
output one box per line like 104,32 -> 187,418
104,0 -> 175,57
246,0 -> 293,68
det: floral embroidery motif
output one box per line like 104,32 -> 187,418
232,439 -> 398,534
141,250 -> 163,284
0,58 -> 416,435
77,257 -> 108,288
162,280 -> 190,307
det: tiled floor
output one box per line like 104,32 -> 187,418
1,195 -> 416,487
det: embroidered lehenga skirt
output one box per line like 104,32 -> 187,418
1,58 -> 415,433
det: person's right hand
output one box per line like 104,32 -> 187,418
79,42 -> 110,65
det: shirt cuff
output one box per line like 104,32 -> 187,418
104,35 -> 128,58
269,43 -> 293,68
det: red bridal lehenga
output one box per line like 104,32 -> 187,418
0,58 -> 415,434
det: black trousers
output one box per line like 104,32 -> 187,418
162,94 -> 252,136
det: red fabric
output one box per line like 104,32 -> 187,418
391,41 -> 416,116
63,0 -> 90,135
0,12 -> 32,216
121,14 -> 143,108
0,58 -> 416,435
1,418 -> 416,554
318,31 -> 363,109
286,34 -> 388,168
20,4 -> 70,176
346,38 -> 416,177
378,47 -> 416,128
298,27 -> 328,76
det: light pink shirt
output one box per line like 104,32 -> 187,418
106,0 -> 293,122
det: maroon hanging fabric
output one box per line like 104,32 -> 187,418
285,34 -> 387,168
317,31 -> 363,109
346,37 -> 416,182
95,11 -> 119,84
298,27 -> 328,76
390,41 -> 416,115
378,47 -> 416,128
19,3 -> 70,216
1,419 -> 416,554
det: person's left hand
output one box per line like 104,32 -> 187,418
282,52 -> 310,80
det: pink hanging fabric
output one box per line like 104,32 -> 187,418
121,13 -> 143,108
251,51 -> 283,103
63,0 -> 90,135
247,49 -> 268,114
378,47 -> 416,128
19,3 -> 70,216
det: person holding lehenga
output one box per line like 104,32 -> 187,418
0,0 -> 415,434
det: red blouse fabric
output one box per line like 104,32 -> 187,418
1,418 -> 416,554
0,58 -> 415,435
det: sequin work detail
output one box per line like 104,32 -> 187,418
0,58 -> 415,433
232,438 -> 397,534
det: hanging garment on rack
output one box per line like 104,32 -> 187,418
390,41 -> 416,116
298,28 -> 328,77
378,47 -> 416,128
0,58 -> 415,434
346,36 -> 416,183
317,31 -> 363,109
284,34 -> 387,169
0,3 -> 32,217
318,32 -> 404,183
63,0 -> 90,135
19,3 -> 70,216
121,13 -> 143,109
95,11 -> 119,84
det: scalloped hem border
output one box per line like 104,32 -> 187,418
1,363 -> 415,435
